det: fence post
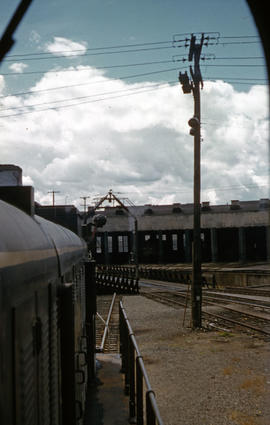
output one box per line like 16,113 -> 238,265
136,356 -> 144,425
129,338 -> 136,423
146,391 -> 155,425
119,305 -> 126,374
124,321 -> 130,395
84,260 -> 96,382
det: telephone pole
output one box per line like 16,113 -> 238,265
178,33 -> 205,328
80,196 -> 90,214
48,190 -> 60,206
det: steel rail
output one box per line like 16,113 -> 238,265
202,309 -> 270,336
142,291 -> 270,337
97,292 -> 117,352
201,294 -> 270,311
142,281 -> 270,310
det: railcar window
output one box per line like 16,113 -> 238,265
108,236 -> 113,253
172,234 -> 178,251
118,235 -> 128,252
96,236 -> 102,253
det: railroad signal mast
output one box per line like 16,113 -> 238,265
80,196 -> 91,214
178,32 -> 208,329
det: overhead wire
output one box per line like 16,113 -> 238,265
1,34 -> 261,64
0,81 -> 179,119
5,39 -> 174,58
121,182 -> 269,197
1,54 -> 266,77
1,69 -> 266,116
0,33 -> 265,116
0,72 -> 266,101
1,60 -> 178,76
5,35 -> 259,59
3,45 -> 175,62
0,80 -> 177,112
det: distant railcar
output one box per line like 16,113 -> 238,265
0,198 -> 93,425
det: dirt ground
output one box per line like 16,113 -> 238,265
123,295 -> 270,425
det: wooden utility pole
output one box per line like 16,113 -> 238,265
48,190 -> 60,206
179,33 -> 204,328
192,79 -> 202,328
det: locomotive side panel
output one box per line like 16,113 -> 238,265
0,200 -> 89,425
13,296 -> 37,425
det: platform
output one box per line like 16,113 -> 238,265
84,354 -> 129,425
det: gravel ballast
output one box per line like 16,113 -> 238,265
123,295 -> 270,425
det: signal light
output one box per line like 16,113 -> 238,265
93,214 -> 107,228
178,71 -> 192,94
188,116 -> 200,136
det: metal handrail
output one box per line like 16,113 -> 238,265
119,301 -> 164,425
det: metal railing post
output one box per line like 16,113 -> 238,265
119,301 -> 164,425
129,339 -> 136,422
136,356 -> 144,425
146,391 -> 155,425
124,320 -> 130,395
119,304 -> 124,371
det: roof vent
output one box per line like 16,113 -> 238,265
144,208 -> 153,215
259,198 -> 270,209
201,201 -> 211,211
0,164 -> 34,216
0,164 -> 22,186
230,200 -> 241,210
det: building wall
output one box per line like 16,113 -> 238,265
93,200 -> 269,264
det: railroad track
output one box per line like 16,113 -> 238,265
140,284 -> 270,338
96,293 -> 121,353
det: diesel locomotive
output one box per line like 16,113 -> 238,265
0,189 -> 96,425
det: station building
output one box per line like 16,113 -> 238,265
93,199 -> 270,264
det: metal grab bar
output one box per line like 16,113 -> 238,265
119,301 -> 164,425
98,292 -> 117,352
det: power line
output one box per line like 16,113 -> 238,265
1,62 -> 180,76
205,76 -> 266,81
122,182 -> 269,196
4,45 -> 175,63
217,41 -> 260,45
0,65 -> 182,93
0,81 -> 179,119
206,79 -> 267,86
5,35 -> 259,59
219,35 -> 259,39
6,39 -> 174,58
0,75 -> 267,116
210,56 -> 264,60
1,58 -> 266,78
0,80 -> 176,112
1,72 -> 266,101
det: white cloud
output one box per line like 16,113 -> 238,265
29,30 -> 41,44
0,75 -> 5,93
22,175 -> 34,186
9,62 -> 28,73
45,37 -> 87,57
0,65 -> 268,208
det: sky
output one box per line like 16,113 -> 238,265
0,0 -> 269,209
